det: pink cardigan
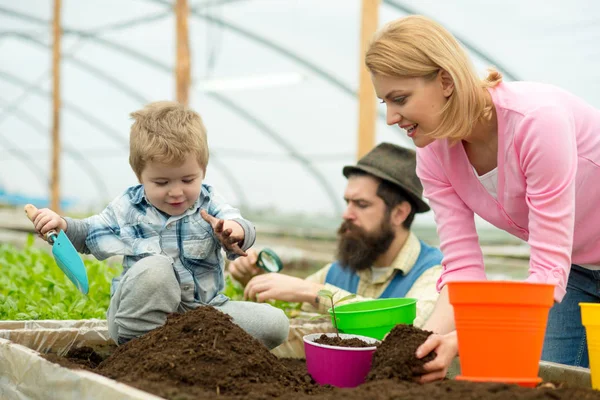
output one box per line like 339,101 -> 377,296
416,81 -> 600,301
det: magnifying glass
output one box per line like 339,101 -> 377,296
256,248 -> 284,273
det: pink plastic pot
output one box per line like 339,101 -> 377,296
303,333 -> 380,388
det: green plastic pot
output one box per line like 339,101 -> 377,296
328,298 -> 417,340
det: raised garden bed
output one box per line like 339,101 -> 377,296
0,319 -> 112,356
2,306 -> 596,400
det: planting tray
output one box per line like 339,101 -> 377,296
0,338 -> 163,400
0,315 -> 334,359
0,318 -> 592,399
0,319 -> 113,356
446,357 -> 592,388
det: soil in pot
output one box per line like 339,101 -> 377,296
313,334 -> 375,347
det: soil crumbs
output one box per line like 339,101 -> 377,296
46,306 -> 600,400
368,324 -> 436,381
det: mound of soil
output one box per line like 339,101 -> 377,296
368,324 -> 436,381
93,306 -> 324,399
45,307 -> 600,400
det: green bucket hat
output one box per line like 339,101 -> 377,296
342,142 -> 430,213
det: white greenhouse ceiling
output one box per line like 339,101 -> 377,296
1,0 -> 599,225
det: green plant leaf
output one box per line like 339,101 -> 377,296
336,293 -> 357,304
222,275 -> 244,300
0,242 -> 121,320
317,289 -> 333,298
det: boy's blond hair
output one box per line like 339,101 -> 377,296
365,15 -> 502,142
129,101 -> 209,180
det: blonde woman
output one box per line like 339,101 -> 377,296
366,15 -> 600,381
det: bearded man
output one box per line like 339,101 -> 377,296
229,143 -> 442,327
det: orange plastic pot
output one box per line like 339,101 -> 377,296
448,281 -> 555,387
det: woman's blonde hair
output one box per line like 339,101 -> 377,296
129,101 -> 209,180
365,15 -> 502,141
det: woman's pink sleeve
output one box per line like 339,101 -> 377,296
516,106 -> 577,302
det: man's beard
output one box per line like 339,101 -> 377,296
335,218 -> 395,272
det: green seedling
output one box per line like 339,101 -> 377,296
317,289 -> 356,338
0,235 -> 118,320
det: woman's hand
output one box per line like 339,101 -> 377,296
415,331 -> 459,383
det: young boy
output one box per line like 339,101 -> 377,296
28,101 -> 289,349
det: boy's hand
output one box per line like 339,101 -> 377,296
29,208 -> 67,240
201,210 -> 247,256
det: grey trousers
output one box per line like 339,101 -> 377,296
107,255 -> 289,349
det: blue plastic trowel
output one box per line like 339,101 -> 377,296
24,204 -> 89,294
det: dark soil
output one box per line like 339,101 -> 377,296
43,343 -> 115,371
44,346 -> 105,371
368,324 -> 436,380
45,306 -> 600,400
93,306 -> 325,400
313,333 -> 376,348
289,380 -> 600,400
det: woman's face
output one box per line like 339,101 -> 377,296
372,72 -> 453,148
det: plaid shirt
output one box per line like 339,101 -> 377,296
65,184 -> 255,305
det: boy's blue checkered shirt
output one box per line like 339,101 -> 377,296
64,183 -> 255,305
